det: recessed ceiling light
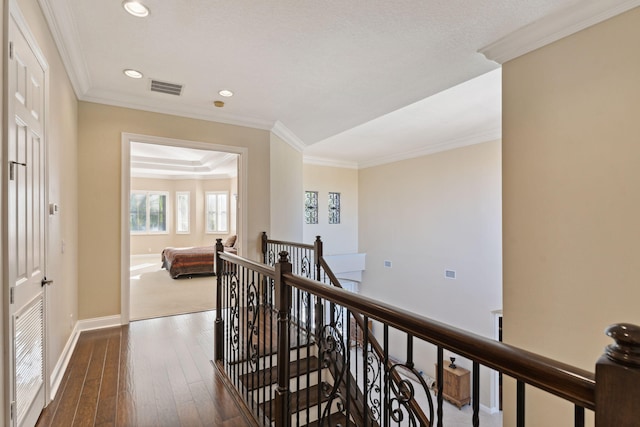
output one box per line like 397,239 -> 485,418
213,100 -> 225,108
123,1 -> 150,17
124,69 -> 143,79
218,90 -> 234,97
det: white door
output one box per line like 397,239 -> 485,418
7,11 -> 48,427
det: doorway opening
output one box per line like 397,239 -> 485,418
121,133 -> 248,323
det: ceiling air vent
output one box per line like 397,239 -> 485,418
150,79 -> 183,96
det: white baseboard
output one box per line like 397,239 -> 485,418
77,315 -> 123,332
480,403 -> 499,414
49,323 -> 80,401
48,314 -> 123,401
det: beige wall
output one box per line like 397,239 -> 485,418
303,164 -> 358,254
502,8 -> 640,426
269,134 -> 303,242
359,140 -> 502,408
130,177 -> 236,254
78,102 -> 270,319
1,0 -> 79,417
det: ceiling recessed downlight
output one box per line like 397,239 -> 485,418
124,69 -> 143,79
218,90 -> 234,97
123,1 -> 150,17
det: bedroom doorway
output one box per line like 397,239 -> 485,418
121,133 -> 248,323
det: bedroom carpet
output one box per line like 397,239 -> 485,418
130,255 -> 217,321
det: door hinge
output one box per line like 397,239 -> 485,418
10,401 -> 15,420
10,287 -> 14,304
9,41 -> 13,59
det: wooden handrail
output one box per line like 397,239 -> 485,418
262,232 -> 315,251
219,251 -> 276,277
283,272 -> 596,410
227,235 -> 640,424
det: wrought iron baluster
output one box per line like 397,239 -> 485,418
363,315 -> 369,427
305,291 -> 312,427
319,309 -> 348,426
472,361 -> 480,427
575,405 -> 585,427
437,347 -> 444,427
517,380 -> 525,427
295,287 -> 301,427
384,325 -> 389,427
346,308 -> 352,425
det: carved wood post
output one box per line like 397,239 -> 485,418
214,238 -> 224,362
313,235 -> 323,281
274,251 -> 292,427
596,323 -> 640,426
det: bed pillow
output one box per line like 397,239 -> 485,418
224,235 -> 237,247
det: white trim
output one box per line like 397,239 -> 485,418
359,128 -> 501,169
49,323 -> 79,400
10,0 -> 49,70
302,156 -> 359,169
77,315 -> 123,332
480,403 -> 499,415
121,133 -> 249,325
479,0 -> 640,64
37,0 -> 89,96
121,138 -> 132,324
83,90 -> 273,132
271,121 -> 307,152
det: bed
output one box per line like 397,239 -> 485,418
161,246 -> 216,278
161,236 -> 237,279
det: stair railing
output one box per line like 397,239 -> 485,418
220,240 -> 640,426
262,233 -> 429,425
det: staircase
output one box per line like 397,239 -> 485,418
224,305 -> 358,426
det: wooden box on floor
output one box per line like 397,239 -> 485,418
434,363 -> 470,409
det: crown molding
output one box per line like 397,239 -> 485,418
131,172 -> 234,180
302,156 -> 359,169
358,128 -> 501,169
271,121 -> 307,152
479,0 -> 640,64
82,89 -> 274,131
38,0 -> 91,96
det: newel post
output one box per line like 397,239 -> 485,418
214,238 -> 224,362
595,323 -> 640,426
274,251 -> 292,427
313,235 -> 323,281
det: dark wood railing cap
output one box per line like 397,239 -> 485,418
605,323 -> 640,367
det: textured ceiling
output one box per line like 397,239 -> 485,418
39,0 -> 637,166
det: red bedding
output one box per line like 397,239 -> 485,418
161,246 -> 215,278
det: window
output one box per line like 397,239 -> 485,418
305,191 -> 318,224
206,192 -> 228,233
328,192 -> 341,224
129,191 -> 168,233
176,191 -> 190,234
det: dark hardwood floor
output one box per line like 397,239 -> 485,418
36,311 -> 253,427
